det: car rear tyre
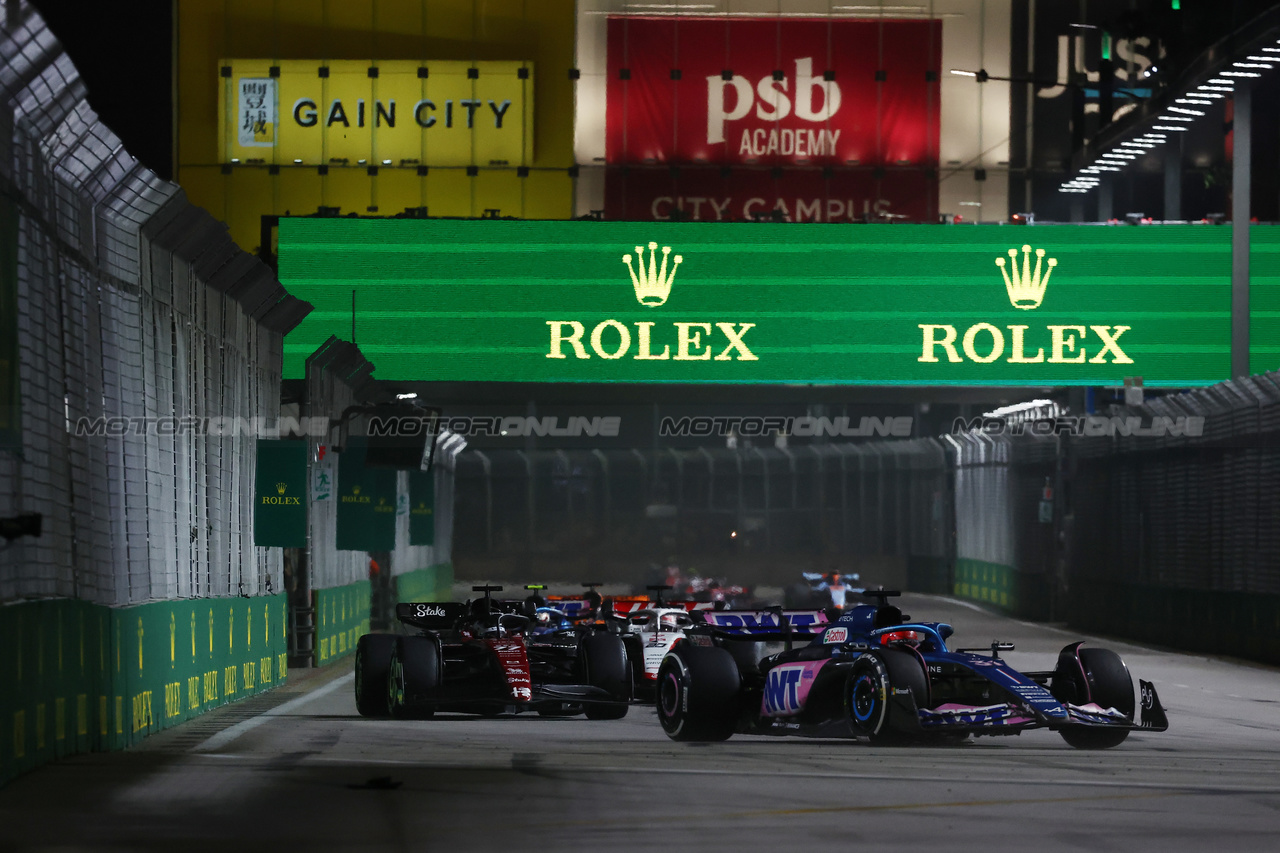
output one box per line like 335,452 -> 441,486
581,633 -> 631,720
387,635 -> 440,719
1058,647 -> 1134,750
656,645 -> 741,741
847,649 -> 927,743
354,634 -> 398,717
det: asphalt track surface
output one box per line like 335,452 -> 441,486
3,594 -> 1280,853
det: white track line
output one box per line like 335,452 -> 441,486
192,672 -> 353,753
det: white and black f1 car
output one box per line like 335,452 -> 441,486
656,591 -> 1169,748
354,586 -> 632,719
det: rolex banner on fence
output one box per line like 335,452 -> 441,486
254,439 -> 307,547
408,470 -> 435,546
336,437 -> 397,552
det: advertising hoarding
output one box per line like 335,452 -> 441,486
218,60 -> 534,167
601,16 -> 940,222
279,219 -> 1231,387
604,17 -> 940,168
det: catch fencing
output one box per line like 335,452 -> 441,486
0,2 -> 310,608
453,440 -> 951,589
1068,373 -> 1280,660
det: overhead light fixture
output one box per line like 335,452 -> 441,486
1208,78 -> 1237,85
949,69 -> 977,77
1152,125 -> 1190,131
1222,70 -> 1263,78
1233,61 -> 1273,69
1175,98 -> 1214,105
395,392 -> 419,400
1167,106 -> 1205,116
1158,116 -> 1195,122
1197,85 -> 1233,92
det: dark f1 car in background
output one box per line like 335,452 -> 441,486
656,591 -> 1168,748
354,586 -> 632,719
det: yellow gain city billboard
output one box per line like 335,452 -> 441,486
217,60 -> 534,168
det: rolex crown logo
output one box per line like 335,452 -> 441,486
276,482 -> 287,495
352,485 -> 361,495
996,244 -> 1057,310
623,241 -> 683,307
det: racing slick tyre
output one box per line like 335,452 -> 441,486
581,633 -> 631,720
846,649 -> 928,744
1057,648 -> 1134,750
727,641 -> 762,677
656,645 -> 741,741
387,635 -> 441,719
354,634 -> 398,718
622,635 -> 646,696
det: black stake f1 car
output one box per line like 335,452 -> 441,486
656,591 -> 1169,748
354,586 -> 632,719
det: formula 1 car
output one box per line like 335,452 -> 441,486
655,590 -> 1169,748
784,571 -> 862,609
610,585 -> 719,699
354,586 -> 632,719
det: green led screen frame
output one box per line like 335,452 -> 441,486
279,219 -> 1234,387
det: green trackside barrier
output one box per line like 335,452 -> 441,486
313,580 -> 371,666
954,558 -> 1018,613
0,594 -> 288,787
952,559 -> 1051,620
394,563 -> 454,606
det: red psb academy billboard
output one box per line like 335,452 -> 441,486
604,16 -> 941,223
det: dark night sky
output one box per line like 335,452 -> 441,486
31,0 -> 173,180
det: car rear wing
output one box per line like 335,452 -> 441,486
689,609 -> 830,639
608,598 -> 716,615
396,602 -> 469,631
543,597 -> 595,618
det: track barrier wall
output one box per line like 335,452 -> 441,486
0,593 -> 286,786
394,564 -> 454,607
312,581 -> 370,666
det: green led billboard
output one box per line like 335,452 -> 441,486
1252,225 -> 1280,377
279,220 -> 1233,386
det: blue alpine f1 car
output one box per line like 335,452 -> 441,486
656,590 -> 1168,748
